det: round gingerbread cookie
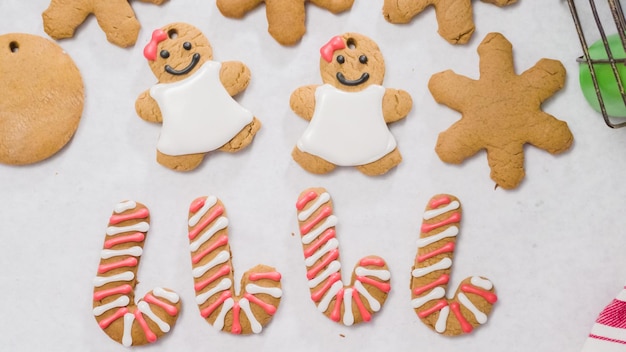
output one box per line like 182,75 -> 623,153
0,33 -> 84,165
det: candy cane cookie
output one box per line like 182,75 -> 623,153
295,187 -> 391,326
411,194 -> 497,336
188,196 -> 282,334
93,201 -> 181,346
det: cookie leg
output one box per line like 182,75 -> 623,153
434,0 -> 474,44
382,0 -> 431,24
157,150 -> 205,172
265,0 -> 306,45
42,0 -> 91,40
216,0 -> 264,18
93,0 -> 141,47
93,201 -> 181,346
188,196 -> 282,334
296,188 -> 391,326
411,195 -> 497,336
219,117 -> 261,153
355,148 -> 402,176
292,147 -> 336,174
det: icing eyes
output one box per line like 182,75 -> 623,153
160,50 -> 170,59
183,42 -> 192,50
359,55 -> 368,64
336,55 -> 345,64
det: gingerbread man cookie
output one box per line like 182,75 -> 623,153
42,0 -> 167,47
290,33 -> 413,176
429,33 -> 573,189
216,0 -> 355,46
136,23 -> 261,171
383,0 -> 517,44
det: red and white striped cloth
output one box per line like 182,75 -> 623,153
582,286 -> 626,351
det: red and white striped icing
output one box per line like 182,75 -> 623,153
582,286 -> 626,351
93,200 -> 180,346
188,196 -> 282,335
412,195 -> 497,335
296,189 -> 391,326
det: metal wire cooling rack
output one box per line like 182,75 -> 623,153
568,0 -> 626,128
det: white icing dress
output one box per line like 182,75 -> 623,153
150,61 -> 253,156
296,84 -> 396,166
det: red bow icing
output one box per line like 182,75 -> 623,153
320,36 -> 346,63
144,29 -> 168,61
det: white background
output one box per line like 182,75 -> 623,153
1,0 -> 625,351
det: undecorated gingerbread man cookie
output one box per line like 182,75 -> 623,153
136,23 -> 261,171
291,33 -> 413,176
42,0 -> 168,47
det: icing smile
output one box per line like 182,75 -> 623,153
336,72 -> 370,86
165,53 -> 201,75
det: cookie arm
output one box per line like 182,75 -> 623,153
290,85 -> 318,121
310,0 -> 355,13
382,88 -> 413,123
520,59 -> 566,103
383,0 -> 431,23
219,61 -> 251,97
428,70 -> 474,112
135,90 -> 163,123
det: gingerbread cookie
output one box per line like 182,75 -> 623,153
291,33 -> 412,176
0,33 -> 83,165
188,196 -> 282,334
42,0 -> 167,47
412,194 -> 497,336
93,201 -> 181,346
383,0 -> 517,44
216,0 -> 355,46
429,32 -> 573,189
136,23 -> 261,171
296,188 -> 391,326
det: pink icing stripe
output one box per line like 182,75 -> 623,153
461,284 -> 498,304
413,274 -> 449,295
134,309 -> 158,343
109,208 -> 149,225
188,205 -> 225,240
231,301 -> 242,334
249,272 -> 282,282
300,206 -> 332,235
357,276 -> 391,293
311,272 -> 341,302
191,235 -> 229,264
296,191 -> 318,210
306,249 -> 339,280
330,288 -> 344,322
417,242 -> 455,263
596,299 -> 626,328
244,293 -> 277,315
98,257 -> 138,274
189,197 -> 206,213
588,334 -> 626,344
430,196 -> 451,208
200,291 -> 232,318
421,212 -> 461,233
194,265 -> 231,292
450,302 -> 473,333
93,284 -> 133,301
352,289 -> 372,322
417,299 -> 448,318
359,257 -> 386,267
98,307 -> 129,329
104,232 -> 145,249
304,229 -> 336,258
144,293 -> 178,316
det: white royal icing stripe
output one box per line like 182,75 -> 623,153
589,322 -> 626,344
317,281 -> 343,313
302,216 -> 338,245
93,271 -> 135,287
196,278 -> 232,305
153,287 -> 180,304
192,250 -> 230,278
122,313 -> 135,347
416,226 -> 458,248
470,276 -> 493,291
245,284 -> 283,298
305,238 -> 339,267
138,301 -> 170,332
412,258 -> 452,278
298,192 -> 331,221
189,196 -> 217,227
239,298 -> 263,334
423,201 -> 460,220
115,201 -> 137,214
93,296 -> 130,316
189,216 -> 229,252
101,246 -> 143,259
213,298 -> 234,330
343,288 -> 354,326
354,281 -> 381,312
411,287 -> 445,309
106,222 -> 149,236
435,306 -> 450,333
308,260 -> 341,288
458,293 -> 488,324
355,267 -> 391,281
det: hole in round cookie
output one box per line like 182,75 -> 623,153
167,29 -> 178,39
9,41 -> 18,53
346,38 -> 356,50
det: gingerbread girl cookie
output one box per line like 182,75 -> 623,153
42,0 -> 167,47
136,23 -> 261,171
216,0 -> 355,46
290,33 -> 413,176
